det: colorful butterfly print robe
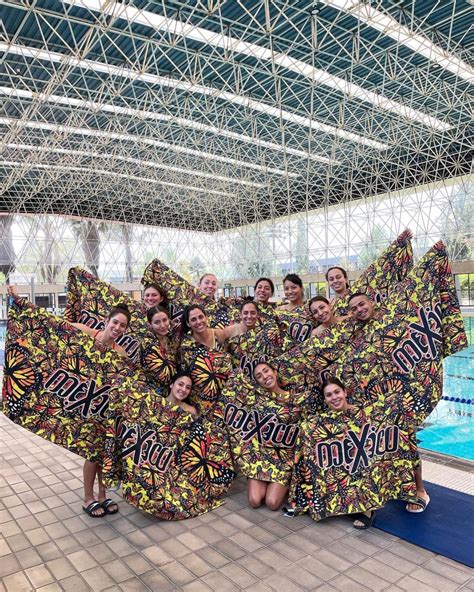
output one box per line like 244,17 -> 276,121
139,335 -> 178,396
215,373 -> 310,486
226,318 -> 291,379
103,374 -> 235,520
142,259 -> 239,329
273,305 -> 315,346
330,242 -> 467,426
2,296 -> 138,468
288,395 -> 418,521
178,335 -> 233,414
332,229 -> 414,316
64,267 -> 147,363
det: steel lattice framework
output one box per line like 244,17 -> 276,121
0,0 -> 473,285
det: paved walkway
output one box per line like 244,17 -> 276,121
1,414 -> 473,592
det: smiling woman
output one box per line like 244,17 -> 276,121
246,361 -> 292,512
71,304 -> 132,519
199,274 -> 218,300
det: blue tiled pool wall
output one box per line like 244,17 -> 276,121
463,315 -> 474,347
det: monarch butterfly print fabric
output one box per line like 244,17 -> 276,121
288,396 -> 418,521
64,267 -> 148,363
2,296 -> 138,470
214,373 -> 310,486
226,318 -> 291,379
332,229 -> 414,316
331,242 -> 468,425
142,258 -> 239,329
273,306 -> 315,346
103,374 -> 235,520
179,336 -> 233,414
139,335 -> 178,396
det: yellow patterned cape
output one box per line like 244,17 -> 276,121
178,335 -> 233,415
226,317 -> 292,379
288,242 -> 467,521
331,242 -> 467,424
214,373 -> 309,486
3,298 -> 235,519
102,374 -> 235,520
3,296 -> 136,467
332,229 -> 413,316
289,396 -> 418,520
142,259 -> 239,328
64,267 -> 148,363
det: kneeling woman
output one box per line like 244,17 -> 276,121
287,376 -> 418,529
72,305 -> 131,518
246,362 -> 301,511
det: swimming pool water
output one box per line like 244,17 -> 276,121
418,337 -> 474,462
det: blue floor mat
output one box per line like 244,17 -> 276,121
373,481 -> 474,567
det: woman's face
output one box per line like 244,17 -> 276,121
170,376 -> 192,401
188,308 -> 208,334
255,280 -> 273,304
241,303 -> 259,329
324,383 -> 348,411
144,287 -> 163,309
254,363 -> 278,391
284,280 -> 304,304
327,269 -> 347,295
310,300 -> 332,324
199,275 -> 218,299
150,311 -> 170,337
104,313 -> 129,342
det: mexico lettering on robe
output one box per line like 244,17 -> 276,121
44,368 -> 111,419
224,403 -> 299,448
315,423 -> 400,475
239,354 -> 269,379
392,303 -> 443,373
289,321 -> 312,342
116,418 -> 174,472
78,310 -> 140,360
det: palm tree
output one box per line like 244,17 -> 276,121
71,220 -> 103,277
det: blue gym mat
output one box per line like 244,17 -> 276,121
373,482 -> 474,568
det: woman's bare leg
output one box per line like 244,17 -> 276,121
247,479 -> 267,508
265,483 -> 288,511
83,460 -> 104,517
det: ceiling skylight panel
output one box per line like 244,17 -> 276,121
3,141 -> 267,187
0,116 -> 298,177
321,0 -> 474,84
10,17 -> 387,149
0,159 -> 240,197
0,87 -> 324,162
60,0 -> 451,132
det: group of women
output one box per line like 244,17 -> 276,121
10,263 -> 427,525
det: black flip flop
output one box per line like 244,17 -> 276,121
83,501 -> 106,518
101,498 -> 119,515
352,511 -> 375,530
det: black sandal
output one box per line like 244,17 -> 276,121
353,511 -> 375,530
101,498 -> 119,515
83,501 -> 106,518
282,506 -> 297,517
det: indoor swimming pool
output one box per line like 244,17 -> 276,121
418,317 -> 474,462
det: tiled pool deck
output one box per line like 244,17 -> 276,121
1,414 -> 473,592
